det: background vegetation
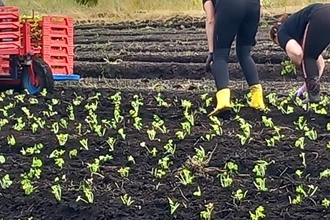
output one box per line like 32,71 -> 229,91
4,0 -> 330,22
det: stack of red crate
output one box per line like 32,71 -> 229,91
0,9 -> 74,76
41,16 -> 74,75
0,7 -> 20,75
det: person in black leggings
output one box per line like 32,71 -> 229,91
270,3 -> 330,103
203,0 -> 265,116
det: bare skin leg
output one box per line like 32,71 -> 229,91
317,54 -> 325,77
285,39 -> 304,67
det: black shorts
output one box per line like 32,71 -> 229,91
214,0 -> 260,49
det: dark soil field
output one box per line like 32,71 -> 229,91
1,16 -> 330,220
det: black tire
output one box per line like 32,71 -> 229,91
0,1 -> 4,6
21,58 -> 54,95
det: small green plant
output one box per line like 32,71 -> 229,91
281,60 -> 296,76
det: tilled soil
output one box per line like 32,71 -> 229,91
0,88 -> 330,219
73,17 -> 330,82
1,15 -> 330,220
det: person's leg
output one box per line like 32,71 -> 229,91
208,0 -> 244,116
212,2 -> 243,90
236,2 -> 259,86
236,1 -> 265,110
236,46 -> 258,86
285,39 -> 304,67
302,7 -> 330,103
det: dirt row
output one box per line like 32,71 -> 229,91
75,61 -> 278,79
74,15 -> 279,30
75,61 -> 321,82
74,38 -> 288,65
74,27 -> 272,40
75,51 -> 287,64
74,28 -> 208,37
73,37 -> 330,65
71,15 -> 330,82
72,27 -> 287,72
74,33 -> 269,44
74,28 -> 272,44
75,41 -> 278,53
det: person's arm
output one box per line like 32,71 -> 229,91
277,32 -> 300,68
277,29 -> 289,48
204,1 -> 215,53
317,54 -> 325,77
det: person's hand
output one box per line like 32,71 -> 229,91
206,52 -> 213,72
295,84 -> 306,99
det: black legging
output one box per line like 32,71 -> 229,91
213,0 -> 260,90
302,5 -> 330,80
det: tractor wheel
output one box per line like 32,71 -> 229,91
21,58 -> 54,95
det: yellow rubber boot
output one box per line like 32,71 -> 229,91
208,88 -> 232,117
249,84 -> 265,110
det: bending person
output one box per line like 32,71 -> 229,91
203,0 -> 265,117
270,3 -> 330,103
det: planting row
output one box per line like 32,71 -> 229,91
74,28 -> 273,44
74,61 -> 318,81
74,50 -> 287,64
74,15 -> 279,31
71,23 -> 330,81
0,88 -> 330,219
73,27 -> 273,39
75,41 -> 279,54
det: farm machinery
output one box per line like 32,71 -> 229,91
0,6 -> 79,94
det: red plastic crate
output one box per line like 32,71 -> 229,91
0,7 -> 20,75
0,55 -> 10,74
41,16 -> 74,74
0,11 -> 74,76
0,7 -> 20,50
